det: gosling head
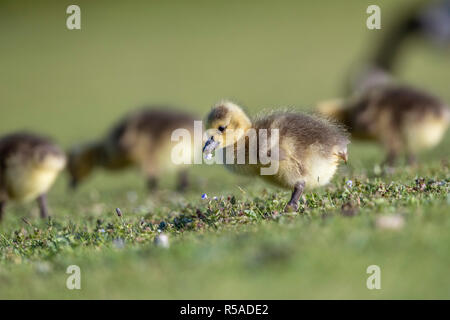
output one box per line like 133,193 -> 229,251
67,144 -> 99,189
203,100 -> 252,155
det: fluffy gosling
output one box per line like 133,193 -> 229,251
203,101 -> 349,212
68,107 -> 197,191
317,84 -> 450,166
0,132 -> 66,221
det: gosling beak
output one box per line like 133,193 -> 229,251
203,136 -> 220,154
337,151 -> 348,164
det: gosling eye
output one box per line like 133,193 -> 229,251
218,125 -> 226,132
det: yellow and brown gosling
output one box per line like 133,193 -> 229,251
68,107 -> 197,191
0,132 -> 66,221
203,100 -> 349,212
317,84 -> 450,166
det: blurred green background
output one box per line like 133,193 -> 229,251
1,0 -> 448,144
0,0 -> 449,299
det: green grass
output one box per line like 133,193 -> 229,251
0,0 -> 449,299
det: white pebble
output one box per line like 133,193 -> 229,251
154,234 -> 170,248
376,214 -> 405,230
373,164 -> 382,176
35,262 -> 52,274
126,191 -> 138,203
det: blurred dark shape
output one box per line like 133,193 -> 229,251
67,107 -> 198,192
375,0 -> 450,73
347,0 -> 450,94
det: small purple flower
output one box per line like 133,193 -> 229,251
201,193 -> 208,200
213,196 -> 218,201
346,180 -> 353,188
115,208 -> 122,217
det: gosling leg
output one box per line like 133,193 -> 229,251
37,194 -> 49,218
147,176 -> 159,191
285,181 -> 305,212
383,150 -> 398,167
406,152 -> 418,167
176,170 -> 189,192
0,200 -> 5,221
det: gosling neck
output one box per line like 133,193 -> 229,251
372,5 -> 421,72
85,142 -> 108,168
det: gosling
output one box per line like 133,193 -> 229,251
317,84 -> 450,166
0,132 -> 66,221
203,100 -> 349,212
68,107 -> 197,191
